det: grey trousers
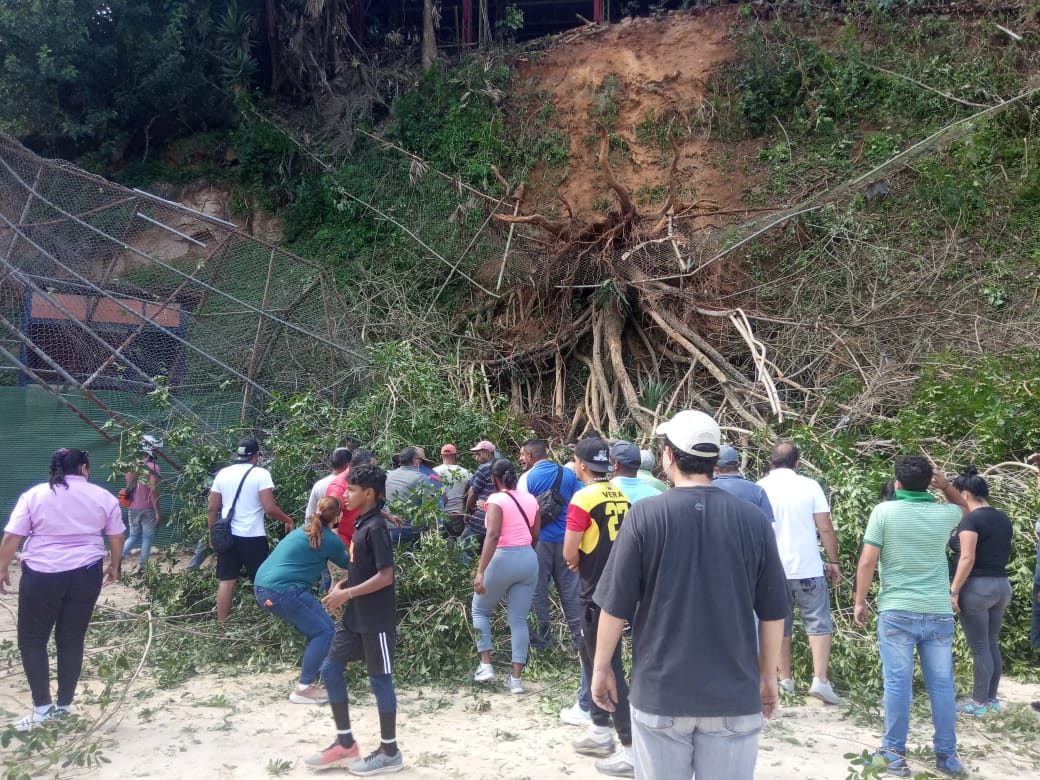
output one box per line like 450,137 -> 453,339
528,539 -> 582,650
472,545 -> 539,664
959,575 -> 1012,702
631,706 -> 763,780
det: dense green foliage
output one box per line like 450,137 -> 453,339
779,353 -> 1040,712
0,0 -> 229,155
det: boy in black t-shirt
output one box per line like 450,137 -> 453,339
305,464 -> 402,775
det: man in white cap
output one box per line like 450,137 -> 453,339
591,411 -> 788,780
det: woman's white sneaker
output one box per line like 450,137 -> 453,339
473,663 -> 495,683
14,705 -> 56,732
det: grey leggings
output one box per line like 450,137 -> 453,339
959,576 -> 1012,702
472,545 -> 538,665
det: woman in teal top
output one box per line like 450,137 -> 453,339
255,496 -> 351,704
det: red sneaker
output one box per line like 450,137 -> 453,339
304,741 -> 360,770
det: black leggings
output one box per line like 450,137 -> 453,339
580,602 -> 632,745
18,560 -> 103,707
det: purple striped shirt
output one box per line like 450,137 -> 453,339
6,475 -> 124,573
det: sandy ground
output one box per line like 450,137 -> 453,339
2,561 -> 1039,779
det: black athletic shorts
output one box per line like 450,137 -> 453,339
327,622 -> 396,676
216,535 -> 269,582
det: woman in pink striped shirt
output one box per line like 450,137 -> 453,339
0,448 -> 125,731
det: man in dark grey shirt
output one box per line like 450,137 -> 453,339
592,411 -> 788,780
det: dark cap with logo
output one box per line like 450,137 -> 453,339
233,437 -> 260,461
575,438 -> 611,473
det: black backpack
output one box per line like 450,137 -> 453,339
535,465 -> 568,522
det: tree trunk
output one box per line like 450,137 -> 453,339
422,0 -> 437,71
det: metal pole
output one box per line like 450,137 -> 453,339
241,248 -> 276,422
3,165 -> 42,260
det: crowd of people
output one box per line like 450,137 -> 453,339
2,411 -> 1040,778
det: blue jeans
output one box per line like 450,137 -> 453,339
630,705 -> 762,780
122,509 -> 156,570
389,524 -> 425,549
529,539 -> 582,650
186,538 -> 209,571
254,584 -> 335,685
877,610 -> 957,758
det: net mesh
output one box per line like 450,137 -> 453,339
0,133 -> 365,433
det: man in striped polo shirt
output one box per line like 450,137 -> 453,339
854,456 -> 968,778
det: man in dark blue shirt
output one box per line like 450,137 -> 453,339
712,445 -> 774,523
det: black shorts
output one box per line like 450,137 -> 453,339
216,535 -> 269,582
327,622 -> 396,676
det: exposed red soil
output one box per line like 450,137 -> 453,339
515,8 -> 755,219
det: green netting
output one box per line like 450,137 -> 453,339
0,385 -> 239,545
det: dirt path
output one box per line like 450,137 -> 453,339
2,570 -> 1039,779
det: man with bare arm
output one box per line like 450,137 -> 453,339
208,437 -> 294,622
758,441 -> 841,704
591,411 -> 788,780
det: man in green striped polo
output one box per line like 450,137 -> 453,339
854,456 -> 967,778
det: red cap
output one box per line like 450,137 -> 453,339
440,444 -> 457,455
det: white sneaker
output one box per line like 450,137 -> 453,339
809,678 -> 840,705
573,725 -> 615,757
289,683 -> 329,704
560,700 -> 592,726
779,678 -> 796,694
474,662 -> 495,683
14,705 -> 56,732
595,746 -> 635,777
505,675 -> 524,694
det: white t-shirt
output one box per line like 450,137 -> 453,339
211,462 -> 275,537
434,464 -> 471,514
757,468 -> 831,579
305,472 -> 337,519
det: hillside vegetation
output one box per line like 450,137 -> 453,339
123,1 -> 1040,691
2,5 -> 1040,773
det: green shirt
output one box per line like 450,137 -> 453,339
862,493 -> 962,614
637,469 -> 669,494
254,527 -> 351,593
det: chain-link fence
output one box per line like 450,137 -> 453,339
0,133 -> 366,434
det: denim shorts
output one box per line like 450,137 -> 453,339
784,576 -> 833,637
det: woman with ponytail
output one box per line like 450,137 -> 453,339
254,496 -> 352,704
471,458 -> 541,693
948,465 -> 1013,715
0,448 -> 124,731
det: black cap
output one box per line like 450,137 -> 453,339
575,438 -> 611,473
233,437 -> 260,461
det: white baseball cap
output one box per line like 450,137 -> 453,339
655,410 -> 721,458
